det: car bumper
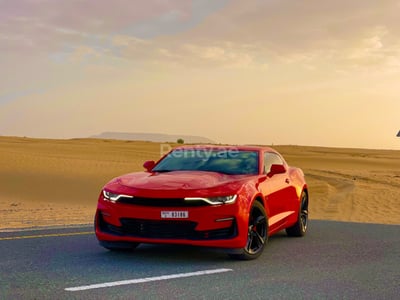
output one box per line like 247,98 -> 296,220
95,200 -> 249,249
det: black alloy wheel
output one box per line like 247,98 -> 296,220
230,201 -> 268,260
286,191 -> 308,237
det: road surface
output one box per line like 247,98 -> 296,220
0,220 -> 399,299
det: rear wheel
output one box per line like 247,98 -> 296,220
286,191 -> 308,237
230,201 -> 268,260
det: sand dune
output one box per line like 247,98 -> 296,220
280,146 -> 400,224
0,137 -> 399,230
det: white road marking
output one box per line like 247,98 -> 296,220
65,268 -> 233,292
0,231 -> 93,241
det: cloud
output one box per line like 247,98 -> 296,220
0,0 -> 228,55
0,87 -> 46,105
170,0 -> 400,71
122,0 -> 230,38
111,35 -> 148,48
182,42 -> 260,68
337,26 -> 400,72
3,0 -> 399,72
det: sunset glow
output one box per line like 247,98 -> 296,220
1,0 -> 399,149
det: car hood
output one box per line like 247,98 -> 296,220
119,171 -> 252,190
107,171 -> 257,197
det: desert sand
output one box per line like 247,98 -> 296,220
0,136 -> 399,230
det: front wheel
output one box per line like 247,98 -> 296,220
286,191 -> 308,237
230,201 -> 268,260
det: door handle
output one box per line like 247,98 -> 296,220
285,178 -> 290,184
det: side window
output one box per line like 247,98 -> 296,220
263,152 -> 284,174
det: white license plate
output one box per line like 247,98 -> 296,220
161,211 -> 189,219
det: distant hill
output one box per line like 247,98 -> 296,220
90,132 -> 215,144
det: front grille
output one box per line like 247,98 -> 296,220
120,218 -> 197,239
117,197 -> 208,207
98,214 -> 237,240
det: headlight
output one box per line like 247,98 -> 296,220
184,195 -> 237,205
102,190 -> 133,203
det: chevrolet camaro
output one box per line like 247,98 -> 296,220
95,145 -> 308,260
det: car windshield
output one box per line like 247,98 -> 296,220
152,149 -> 259,175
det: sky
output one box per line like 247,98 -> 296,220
0,0 -> 399,149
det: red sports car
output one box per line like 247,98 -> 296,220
95,145 -> 308,259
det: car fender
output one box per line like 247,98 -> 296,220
288,167 -> 307,199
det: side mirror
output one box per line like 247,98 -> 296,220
143,160 -> 155,172
268,164 -> 286,177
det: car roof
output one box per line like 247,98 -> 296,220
173,145 -> 277,153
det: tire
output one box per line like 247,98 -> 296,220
286,191 -> 308,237
230,201 -> 268,260
99,241 -> 140,251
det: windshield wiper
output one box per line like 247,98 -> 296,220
153,169 -> 174,173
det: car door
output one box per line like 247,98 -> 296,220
259,152 -> 294,231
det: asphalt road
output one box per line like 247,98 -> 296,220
0,220 -> 399,300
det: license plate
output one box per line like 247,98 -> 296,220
161,211 -> 189,219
